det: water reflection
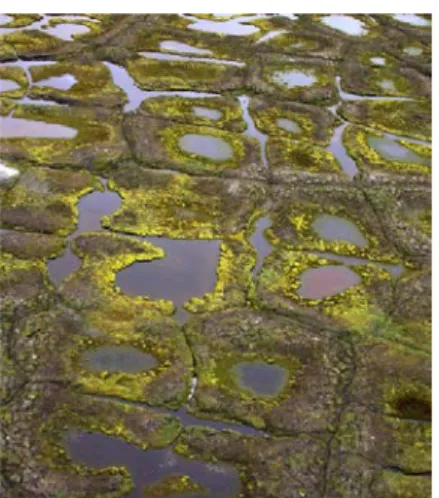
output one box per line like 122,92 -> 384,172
233,361 -> 288,396
139,51 -> 245,67
311,214 -> 368,247
321,15 -> 367,36
81,346 -> 157,373
178,134 -> 233,160
272,70 -> 317,88
0,116 -> 77,138
160,40 -> 213,55
66,430 -> 241,498
298,265 -> 361,299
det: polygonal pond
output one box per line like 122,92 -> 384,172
311,214 -> 368,247
0,117 -> 77,138
298,265 -> 361,299
34,74 -> 77,90
66,430 -> 241,498
178,134 -> 233,161
367,136 -> 431,165
272,70 -> 317,88
276,118 -> 302,133
192,106 -> 223,121
320,15 -> 367,36
233,361 -> 288,397
81,346 -> 157,373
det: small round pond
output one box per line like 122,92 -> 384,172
272,70 -> 317,88
311,214 -> 368,247
404,46 -> 423,56
276,118 -> 302,133
378,79 -> 396,92
192,106 -> 223,121
367,136 -> 431,165
298,265 -> 361,299
233,361 -> 288,397
81,346 -> 157,373
178,134 -> 233,161
370,57 -> 386,66
321,15 -> 367,36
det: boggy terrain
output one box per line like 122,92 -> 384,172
0,12 -> 431,498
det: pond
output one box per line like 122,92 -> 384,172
178,134 -> 233,161
66,430 -> 241,498
35,74 -> 77,90
160,40 -> 213,55
311,214 -> 368,247
321,15 -> 367,36
298,265 -> 361,299
276,118 -> 302,133
367,136 -> 430,165
192,106 -> 223,121
81,346 -> 158,373
272,70 -> 317,88
233,361 -> 288,397
0,117 -> 77,138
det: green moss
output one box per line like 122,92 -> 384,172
343,125 -> 431,176
0,102 -> 129,169
257,58 -> 336,104
28,62 -> 127,107
372,472 -> 431,498
267,136 -> 342,174
143,474 -> 204,497
0,230 -> 65,260
383,381 -> 431,421
126,57 -> 244,91
140,95 -> 245,132
104,167 -> 264,238
0,65 -> 28,98
1,14 -> 42,28
0,167 -> 96,235
0,97 -> 17,116
0,30 -> 66,58
339,99 -> 431,141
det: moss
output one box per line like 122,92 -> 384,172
143,474 -> 204,497
250,97 -> 335,145
126,56 -> 244,92
254,57 -> 336,104
0,102 -> 129,169
28,61 -> 127,107
0,167 -> 97,235
185,308 -> 346,433
43,16 -> 103,39
0,66 -> 28,99
0,29 -> 67,58
104,167 -> 264,238
0,230 -> 65,260
0,97 -> 17,116
140,95 -> 245,132
267,136 -> 342,175
339,99 -> 431,141
383,381 -> 431,421
123,115 -> 263,178
1,14 -> 42,28
371,472 -> 431,498
343,124 -> 431,176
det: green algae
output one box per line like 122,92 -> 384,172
28,61 -> 127,107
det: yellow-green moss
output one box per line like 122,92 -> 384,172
0,14 -> 42,28
28,61 -> 127,107
126,57 -> 244,91
0,65 -> 28,98
143,474 -> 204,497
160,124 -> 246,171
343,125 -> 431,176
140,95 -> 245,132
267,137 -> 342,174
43,16 -> 103,38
